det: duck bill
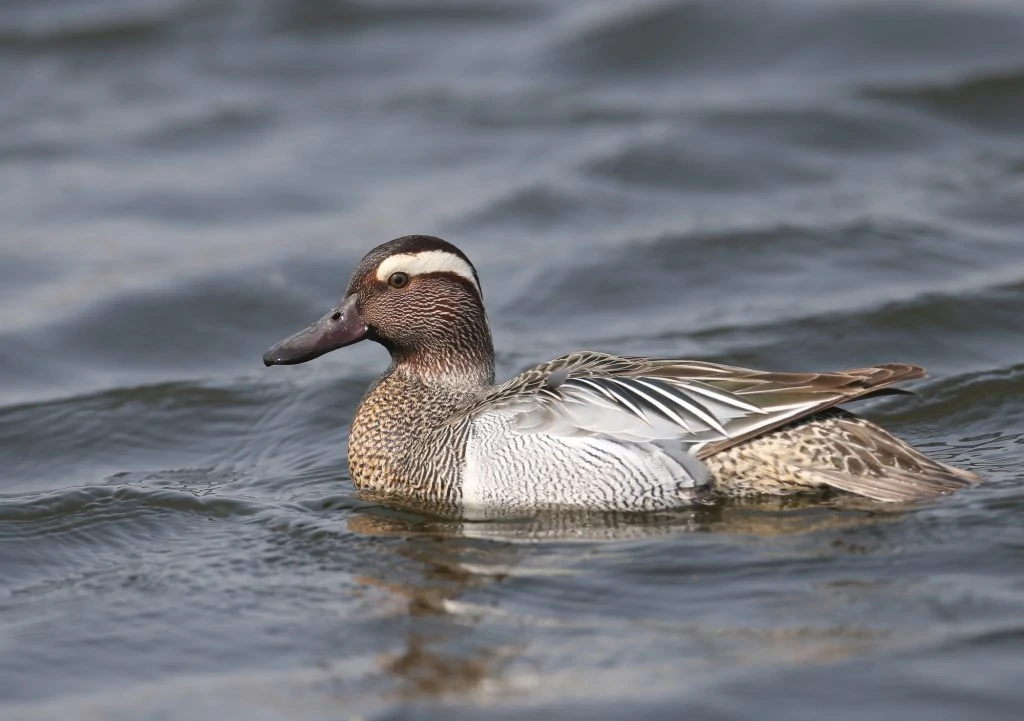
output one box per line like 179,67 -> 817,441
262,294 -> 367,366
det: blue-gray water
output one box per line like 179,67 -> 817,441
2,1 -> 1024,719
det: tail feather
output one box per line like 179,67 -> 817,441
795,464 -> 975,503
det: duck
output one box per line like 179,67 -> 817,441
263,235 -> 978,516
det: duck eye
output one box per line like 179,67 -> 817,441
388,272 -> 410,289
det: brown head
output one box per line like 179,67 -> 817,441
262,235 -> 495,384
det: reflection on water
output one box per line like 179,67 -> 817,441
342,499 -> 921,704
348,496 -> 907,542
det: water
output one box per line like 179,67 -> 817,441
2,0 -> 1023,718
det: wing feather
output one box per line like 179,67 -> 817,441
570,377 -> 648,420
674,380 -> 765,414
459,352 -> 925,453
630,378 -> 729,435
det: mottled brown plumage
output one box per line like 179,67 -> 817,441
347,368 -> 476,507
705,408 -> 977,501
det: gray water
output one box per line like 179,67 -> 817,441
2,1 -> 1024,719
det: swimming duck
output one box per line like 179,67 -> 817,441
263,235 -> 977,515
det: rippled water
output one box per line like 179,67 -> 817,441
2,1 -> 1024,718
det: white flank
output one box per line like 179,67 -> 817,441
461,428 -> 488,510
375,251 -> 480,294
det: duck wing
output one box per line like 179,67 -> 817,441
463,352 -> 925,456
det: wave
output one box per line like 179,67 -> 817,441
271,0 -> 537,35
553,0 -> 1024,80
0,1 -> 185,50
865,67 -> 1024,134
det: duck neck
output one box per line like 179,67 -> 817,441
387,315 -> 496,390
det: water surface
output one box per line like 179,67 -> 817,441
2,1 -> 1024,719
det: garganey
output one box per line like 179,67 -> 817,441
263,235 -> 977,515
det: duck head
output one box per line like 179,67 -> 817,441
262,235 -> 494,382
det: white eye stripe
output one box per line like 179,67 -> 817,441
375,251 -> 481,295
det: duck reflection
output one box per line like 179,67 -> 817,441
343,497 -> 908,702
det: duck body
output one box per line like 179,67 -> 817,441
349,358 -> 710,514
264,235 -> 977,515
